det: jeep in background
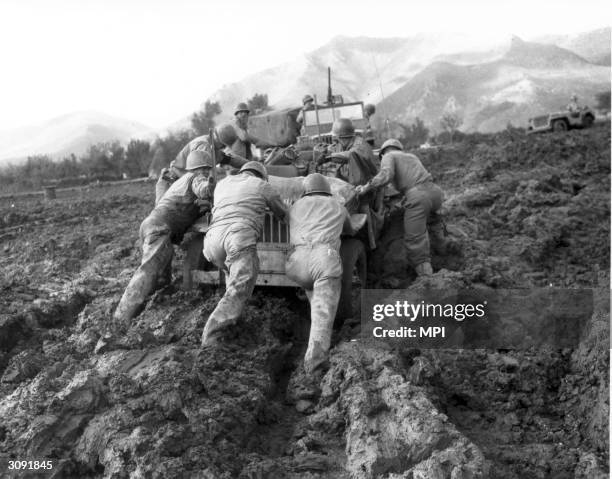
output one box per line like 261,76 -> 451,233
527,106 -> 596,133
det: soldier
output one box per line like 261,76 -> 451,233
155,123 -> 247,204
320,118 -> 378,187
356,139 -> 444,276
114,150 -> 216,323
285,173 -> 356,374
296,94 -> 316,129
201,161 -> 287,346
231,102 -> 263,160
567,94 -> 580,115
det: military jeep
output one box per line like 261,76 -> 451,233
527,106 -> 596,133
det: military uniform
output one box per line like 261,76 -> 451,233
367,150 -> 444,270
115,172 -> 214,322
285,193 -> 351,373
326,135 -> 378,187
567,98 -> 580,114
231,117 -> 261,161
156,135 -> 247,204
201,172 -> 287,345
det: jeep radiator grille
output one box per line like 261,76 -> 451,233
532,116 -> 549,128
262,213 -> 290,243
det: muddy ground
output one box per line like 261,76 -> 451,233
0,125 -> 609,478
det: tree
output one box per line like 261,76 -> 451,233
81,141 -> 124,179
595,91 -> 611,112
125,139 -> 151,177
247,93 -> 271,114
440,113 -> 463,144
191,100 -> 221,136
397,117 -> 430,148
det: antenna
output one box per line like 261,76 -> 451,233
372,54 -> 390,138
327,67 -> 333,105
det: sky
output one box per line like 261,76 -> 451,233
0,0 -> 609,131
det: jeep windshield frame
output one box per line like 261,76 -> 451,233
303,102 -> 366,137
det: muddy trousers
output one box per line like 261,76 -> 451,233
403,181 -> 444,267
114,217 -> 174,322
286,245 -> 342,373
201,224 -> 259,345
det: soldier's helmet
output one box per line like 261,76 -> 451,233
331,118 -> 355,138
240,161 -> 268,181
303,173 -> 331,196
234,102 -> 250,115
185,149 -> 214,170
216,123 -> 238,147
302,94 -> 314,105
380,139 -> 403,155
364,104 -> 376,117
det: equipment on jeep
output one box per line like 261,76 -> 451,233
527,106 -> 595,133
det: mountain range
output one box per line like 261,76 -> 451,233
0,111 -> 153,165
210,29 -> 610,133
0,27 -> 609,165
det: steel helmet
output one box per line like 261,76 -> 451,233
302,173 -> 331,196
302,94 -> 314,105
185,149 -> 214,170
240,161 -> 268,181
380,138 -> 403,155
331,118 -> 355,138
234,102 -> 250,115
364,104 -> 376,117
216,123 -> 238,146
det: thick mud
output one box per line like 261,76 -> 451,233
0,125 -> 609,478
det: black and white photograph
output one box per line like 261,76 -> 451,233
0,0 -> 610,477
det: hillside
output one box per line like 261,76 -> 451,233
210,33 -> 508,122
377,36 -> 610,132
535,27 -> 611,66
0,111 -> 153,166
207,30 -> 609,134
0,125 -> 608,477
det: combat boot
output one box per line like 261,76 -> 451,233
415,262 -> 433,276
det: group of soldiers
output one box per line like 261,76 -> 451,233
110,100 -> 448,381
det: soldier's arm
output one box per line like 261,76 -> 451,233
262,183 -> 288,221
219,147 -> 248,169
329,150 -> 351,164
356,155 -> 394,195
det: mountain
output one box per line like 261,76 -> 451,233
534,27 -> 611,66
209,33 -> 508,122
375,36 -> 610,133
0,111 -> 153,165
207,30 -> 609,134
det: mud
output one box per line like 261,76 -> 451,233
0,125 -> 609,478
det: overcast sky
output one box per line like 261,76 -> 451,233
0,0 -> 609,130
